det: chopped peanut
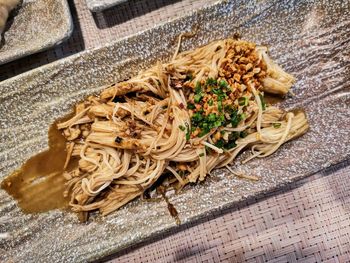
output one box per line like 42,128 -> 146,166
214,131 -> 221,141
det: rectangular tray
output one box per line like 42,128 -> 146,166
0,0 -> 73,65
1,0 -> 349,262
85,0 -> 127,12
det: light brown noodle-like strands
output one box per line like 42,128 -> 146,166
58,38 -> 309,217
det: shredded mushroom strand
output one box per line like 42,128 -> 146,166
57,38 -> 309,217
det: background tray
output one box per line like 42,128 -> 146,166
0,0 -> 349,262
0,0 -> 73,65
85,0 -> 127,12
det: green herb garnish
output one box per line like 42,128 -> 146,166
191,112 -> 203,123
218,100 -> 223,112
230,110 -> 241,127
215,139 -> 225,149
199,153 -> 205,157
206,78 -> 217,86
212,88 -> 225,96
179,125 -> 186,131
195,82 -> 202,94
205,146 -> 212,154
259,94 -> 266,110
214,120 -> 222,127
194,94 -> 203,103
224,104 -> 234,113
273,123 -> 281,128
229,132 -> 240,141
208,99 -> 213,106
187,103 -> 195,110
185,123 -> 191,141
240,131 -> 248,138
208,113 -> 217,122
238,97 -> 248,106
219,80 -> 228,88
225,141 -> 237,149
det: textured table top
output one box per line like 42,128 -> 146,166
1,0 -> 349,262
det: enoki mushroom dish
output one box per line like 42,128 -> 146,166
58,38 -> 309,218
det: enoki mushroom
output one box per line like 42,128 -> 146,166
58,38 -> 309,217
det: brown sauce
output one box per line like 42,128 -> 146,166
157,186 -> 181,225
264,94 -> 284,105
1,116 -> 76,214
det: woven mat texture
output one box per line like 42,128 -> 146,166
112,161 -> 350,263
1,0 -> 350,262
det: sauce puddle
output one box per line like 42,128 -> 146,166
1,117 -> 75,214
264,94 -> 284,105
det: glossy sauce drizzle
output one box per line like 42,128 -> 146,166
1,117 -> 76,213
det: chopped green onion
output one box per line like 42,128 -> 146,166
259,94 -> 266,110
218,101 -> 223,112
192,112 -> 203,123
194,94 -> 202,103
187,103 -> 195,110
179,125 -> 186,131
238,97 -> 248,106
200,122 -> 209,129
195,82 -> 202,94
215,139 -> 225,149
211,88 -> 220,95
240,113 -> 246,120
208,113 -> 217,122
214,120 -> 222,127
199,120 -> 210,135
219,80 -> 228,88
185,123 -> 191,141
230,110 -> 241,127
273,123 -> 282,128
208,99 -> 213,106
218,94 -> 227,101
229,131 -> 240,141
224,104 -> 233,113
224,141 -> 237,149
199,153 -> 205,157
206,78 -> 217,86
199,129 -> 210,137
240,131 -> 248,138
205,146 -> 212,154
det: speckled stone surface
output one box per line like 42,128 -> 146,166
86,0 -> 128,12
0,0 -> 349,262
0,0 -> 73,65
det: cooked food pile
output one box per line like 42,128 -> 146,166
0,0 -> 20,35
58,38 -> 309,217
